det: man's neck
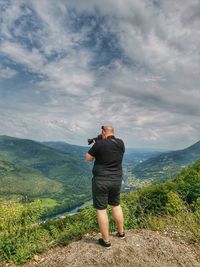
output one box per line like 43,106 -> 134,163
106,134 -> 114,139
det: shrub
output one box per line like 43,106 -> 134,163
166,191 -> 186,215
0,200 -> 51,264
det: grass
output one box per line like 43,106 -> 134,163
38,198 -> 59,209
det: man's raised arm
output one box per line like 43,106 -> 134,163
85,153 -> 94,161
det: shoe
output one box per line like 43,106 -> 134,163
98,238 -> 112,249
116,232 -> 125,239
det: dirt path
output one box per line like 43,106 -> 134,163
23,229 -> 200,267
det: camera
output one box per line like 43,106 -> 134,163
88,134 -> 102,145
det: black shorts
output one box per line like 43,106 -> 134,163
92,177 -> 122,210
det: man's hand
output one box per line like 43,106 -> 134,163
85,153 -> 94,161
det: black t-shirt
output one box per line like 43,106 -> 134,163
88,135 -> 125,179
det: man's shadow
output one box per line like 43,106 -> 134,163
83,237 -> 98,244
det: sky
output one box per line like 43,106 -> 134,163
0,0 -> 200,149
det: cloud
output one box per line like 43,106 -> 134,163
0,0 -> 200,149
0,0 -> 24,39
0,42 -> 45,73
0,65 -> 17,79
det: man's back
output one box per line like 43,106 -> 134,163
88,135 -> 125,178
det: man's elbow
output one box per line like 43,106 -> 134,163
85,153 -> 94,161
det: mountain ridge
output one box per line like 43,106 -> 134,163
133,139 -> 200,183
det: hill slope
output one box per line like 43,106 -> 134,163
0,155 -> 63,197
42,141 -> 88,156
133,140 -> 200,183
0,135 -> 91,213
0,135 -> 90,178
23,230 -> 200,267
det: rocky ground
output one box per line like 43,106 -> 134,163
21,229 -> 200,267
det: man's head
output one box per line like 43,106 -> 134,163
101,125 -> 114,139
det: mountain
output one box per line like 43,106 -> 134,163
124,149 -> 164,167
0,136 -> 89,177
42,142 -> 166,187
0,135 -> 91,213
0,154 -> 63,197
133,140 -> 200,183
42,141 -> 88,156
0,136 -> 170,198
3,134 -> 198,215
43,141 -> 165,168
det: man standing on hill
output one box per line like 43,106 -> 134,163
86,125 -> 125,248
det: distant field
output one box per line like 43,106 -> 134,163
39,198 -> 59,209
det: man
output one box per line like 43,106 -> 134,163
85,125 -> 125,248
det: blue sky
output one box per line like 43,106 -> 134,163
0,0 -> 200,149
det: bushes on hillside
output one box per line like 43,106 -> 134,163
0,200 -> 50,264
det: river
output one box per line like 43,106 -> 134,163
41,199 -> 93,223
41,186 -> 132,223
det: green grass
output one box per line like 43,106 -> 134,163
38,198 -> 59,209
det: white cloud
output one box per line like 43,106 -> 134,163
0,0 -> 24,39
0,0 -> 95,97
37,50 -> 95,97
0,65 -> 17,79
0,42 -> 45,73
0,0 -> 200,149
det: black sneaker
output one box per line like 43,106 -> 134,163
116,232 -> 125,239
98,238 -> 112,249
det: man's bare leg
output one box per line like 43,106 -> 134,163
97,209 -> 110,242
111,205 -> 124,234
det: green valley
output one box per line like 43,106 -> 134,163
0,135 -> 92,215
1,135 -> 200,218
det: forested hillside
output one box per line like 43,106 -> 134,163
0,154 -> 63,197
42,141 -> 88,156
133,140 -> 200,183
0,135 -> 91,214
